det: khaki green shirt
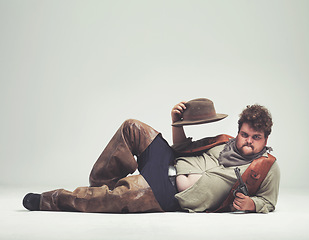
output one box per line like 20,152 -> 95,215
174,144 -> 280,213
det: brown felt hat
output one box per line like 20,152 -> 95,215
172,98 -> 228,127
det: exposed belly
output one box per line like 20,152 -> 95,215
176,174 -> 203,192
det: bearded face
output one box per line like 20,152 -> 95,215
236,123 -> 267,156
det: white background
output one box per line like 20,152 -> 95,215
1,0 -> 308,191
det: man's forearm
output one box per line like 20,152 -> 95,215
171,101 -> 187,144
172,126 -> 187,145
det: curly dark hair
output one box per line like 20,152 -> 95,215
238,104 -> 273,138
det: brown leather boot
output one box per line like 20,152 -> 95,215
40,175 -> 163,213
89,119 -> 159,188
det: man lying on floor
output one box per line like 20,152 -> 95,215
23,98 -> 280,213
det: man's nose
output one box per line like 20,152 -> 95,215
247,137 -> 253,144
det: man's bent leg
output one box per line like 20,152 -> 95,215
89,119 -> 159,188
40,175 -> 163,213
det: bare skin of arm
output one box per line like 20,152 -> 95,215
171,101 -> 202,192
171,101 -> 187,144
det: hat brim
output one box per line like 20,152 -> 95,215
172,114 -> 228,127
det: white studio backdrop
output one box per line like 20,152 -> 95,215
0,0 -> 308,190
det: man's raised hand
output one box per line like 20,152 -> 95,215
171,101 -> 187,123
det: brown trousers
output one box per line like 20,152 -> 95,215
40,119 -> 163,213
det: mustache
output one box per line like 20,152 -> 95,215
241,143 -> 254,149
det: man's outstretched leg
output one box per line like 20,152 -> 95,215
23,175 -> 163,213
89,119 -> 159,188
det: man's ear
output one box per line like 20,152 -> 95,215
265,137 -> 268,146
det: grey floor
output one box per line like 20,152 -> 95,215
1,186 -> 308,240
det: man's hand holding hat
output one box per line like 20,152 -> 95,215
172,98 -> 228,127
171,101 -> 187,124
